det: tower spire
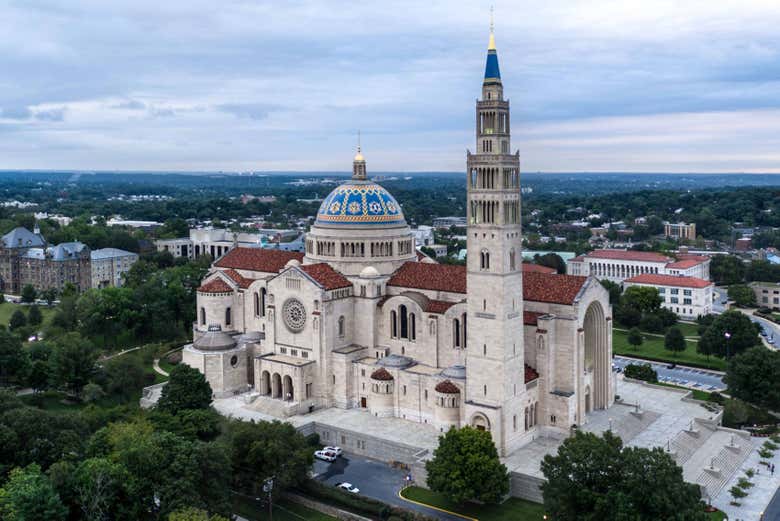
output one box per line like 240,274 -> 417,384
488,6 -> 496,50
352,131 -> 367,180
484,8 -> 501,84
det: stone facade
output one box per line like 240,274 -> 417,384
567,249 -> 710,282
90,248 -> 139,288
183,28 -> 614,456
624,274 -> 714,319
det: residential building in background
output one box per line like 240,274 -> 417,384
567,249 -> 710,282
91,248 -> 139,288
624,273 -> 713,319
156,227 -> 302,260
749,281 -> 780,310
664,221 -> 696,241
411,225 -> 434,246
432,216 -> 467,228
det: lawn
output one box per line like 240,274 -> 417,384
0,302 -> 56,328
233,495 -> 336,521
675,321 -> 701,338
401,486 -> 545,520
613,329 -> 726,371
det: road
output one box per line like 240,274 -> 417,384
613,356 -> 726,391
312,454 -> 466,521
765,486 -> 780,521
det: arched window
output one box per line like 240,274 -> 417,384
410,313 -> 416,341
391,310 -> 398,338
534,403 -> 539,426
399,305 -> 409,339
200,307 -> 206,325
260,288 -> 267,317
453,318 -> 461,347
461,313 -> 467,348
254,292 -> 260,317
338,316 -> 345,337
480,250 -> 490,270
524,408 -> 529,430
225,307 -> 232,326
509,248 -> 516,270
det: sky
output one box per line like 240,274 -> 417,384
2,0 -> 780,173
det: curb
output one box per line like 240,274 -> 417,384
397,487 -> 478,521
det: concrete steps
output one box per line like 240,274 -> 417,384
671,420 -> 716,465
687,430 -> 754,500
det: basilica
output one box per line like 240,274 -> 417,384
184,27 -> 613,456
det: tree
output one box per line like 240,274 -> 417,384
48,333 -> 97,397
697,310 -> 760,359
627,327 -> 643,349
9,309 -> 27,331
0,330 -> 28,385
168,508 -> 230,521
73,457 -> 132,521
27,305 -> 42,327
425,426 -> 510,504
105,355 -> 146,402
21,285 -> 37,304
624,363 -> 658,383
621,286 -> 662,313
40,289 -> 57,307
599,280 -> 621,306
0,464 -> 67,521
639,312 -> 664,333
664,327 -> 686,356
535,253 -> 566,274
157,364 -> 213,414
77,287 -> 137,348
725,347 -> 780,411
615,304 -> 641,328
26,361 -> 49,393
710,255 -> 745,285
728,285 -> 757,308
82,383 -> 104,403
541,431 -> 705,521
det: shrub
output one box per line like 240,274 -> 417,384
708,392 -> 726,405
639,313 -> 664,333
736,477 -> 754,489
745,468 -> 755,478
624,363 -> 658,383
758,448 -> 773,459
763,440 -> 778,451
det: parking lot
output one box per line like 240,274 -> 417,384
613,356 -> 725,391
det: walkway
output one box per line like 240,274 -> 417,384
712,438 -> 780,520
100,345 -> 142,361
152,359 -> 169,377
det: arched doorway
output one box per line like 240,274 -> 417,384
470,413 -> 490,432
283,375 -> 294,402
261,371 -> 271,395
583,301 -> 608,411
272,373 -> 282,399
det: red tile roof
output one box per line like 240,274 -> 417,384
525,364 -> 539,383
522,263 -> 557,274
221,268 -> 253,288
625,273 -> 713,289
371,367 -> 394,381
299,263 -> 352,290
524,310 -> 546,326
585,249 -> 670,263
215,247 -> 303,273
426,300 -> 457,314
665,259 -> 705,269
387,262 -> 467,294
523,272 -> 588,305
197,277 -> 234,293
676,254 -> 709,262
569,255 -> 586,262
435,380 -> 460,394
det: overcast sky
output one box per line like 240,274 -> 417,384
2,0 -> 780,173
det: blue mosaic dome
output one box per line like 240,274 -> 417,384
315,182 -> 406,226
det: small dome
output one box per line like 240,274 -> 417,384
315,182 -> 405,227
441,365 -> 467,380
435,380 -> 460,394
193,329 -> 237,352
370,367 -> 394,381
285,259 -> 301,268
376,354 -> 414,369
360,266 -> 380,279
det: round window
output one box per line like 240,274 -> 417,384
230,355 -> 238,367
282,298 -> 307,332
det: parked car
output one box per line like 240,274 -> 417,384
336,482 -> 360,493
667,363 -> 676,369
323,446 -> 343,457
314,450 -> 336,462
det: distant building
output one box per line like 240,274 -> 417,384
411,225 -> 434,247
567,249 -> 710,282
156,228 -> 303,260
91,248 -> 139,288
624,274 -> 713,319
750,281 -> 780,310
106,217 -> 163,230
664,222 -> 696,241
0,227 -> 91,294
735,237 -> 752,252
429,244 -> 448,257
432,216 -> 467,229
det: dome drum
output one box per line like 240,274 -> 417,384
315,182 -> 406,227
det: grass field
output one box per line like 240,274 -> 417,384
233,496 -> 337,521
675,321 -> 701,338
0,302 -> 56,328
401,486 -> 545,520
613,329 -> 726,371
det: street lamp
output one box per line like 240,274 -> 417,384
263,477 -> 274,521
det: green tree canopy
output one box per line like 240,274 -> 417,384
21,285 -> 37,304
47,332 -> 97,396
104,354 -> 146,402
0,464 -> 67,521
621,286 -> 662,313
541,431 -> 705,521
157,364 -> 213,414
725,346 -> 780,411
710,255 -> 745,285
168,507 -> 230,521
425,426 -> 510,504
9,309 -> 27,331
664,327 -> 686,356
27,305 -> 42,327
697,310 -> 760,359
727,285 -> 757,308
627,327 -> 643,349
0,330 -> 28,385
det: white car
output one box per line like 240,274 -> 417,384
336,482 -> 360,493
323,446 -> 343,457
314,450 -> 336,462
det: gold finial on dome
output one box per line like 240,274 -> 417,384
354,130 -> 364,161
488,6 -> 496,50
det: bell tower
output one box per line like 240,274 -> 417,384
464,15 -> 525,455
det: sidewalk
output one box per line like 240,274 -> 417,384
712,440 -> 780,520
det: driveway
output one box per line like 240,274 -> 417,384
613,356 -> 725,391
312,454 -> 467,521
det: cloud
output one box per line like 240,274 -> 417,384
217,103 -> 276,121
35,107 -> 66,121
111,99 -> 146,110
1,106 -> 32,120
